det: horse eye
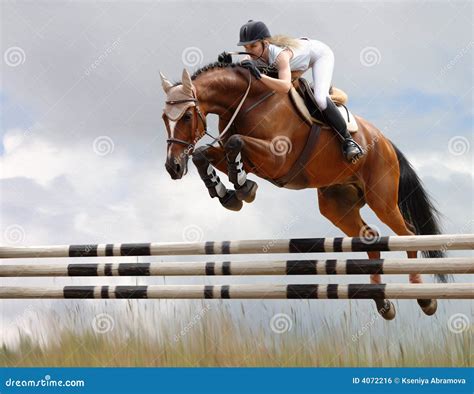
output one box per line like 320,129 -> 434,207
182,112 -> 192,122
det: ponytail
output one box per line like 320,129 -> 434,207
266,34 -> 302,50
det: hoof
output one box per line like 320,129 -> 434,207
219,190 -> 243,211
374,299 -> 396,320
417,299 -> 437,316
235,180 -> 258,203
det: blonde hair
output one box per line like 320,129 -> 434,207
265,34 -> 302,50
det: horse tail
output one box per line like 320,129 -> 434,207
389,141 -> 447,282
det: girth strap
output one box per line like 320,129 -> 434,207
270,123 -> 321,188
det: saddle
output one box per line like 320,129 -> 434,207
267,78 -> 358,188
290,78 -> 358,133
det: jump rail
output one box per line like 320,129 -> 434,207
0,284 -> 472,299
1,258 -> 473,276
0,234 -> 473,259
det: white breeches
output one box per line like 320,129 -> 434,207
310,50 -> 335,110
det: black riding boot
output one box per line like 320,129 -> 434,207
321,97 -> 364,161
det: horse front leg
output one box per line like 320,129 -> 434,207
191,145 -> 243,211
224,135 -> 259,203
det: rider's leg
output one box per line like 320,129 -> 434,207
322,98 -> 364,161
311,55 -> 364,161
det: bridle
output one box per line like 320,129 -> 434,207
164,96 -> 208,151
164,71 -> 253,155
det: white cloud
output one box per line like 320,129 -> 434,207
411,151 -> 473,181
1,2 -> 472,336
1,126 -> 131,191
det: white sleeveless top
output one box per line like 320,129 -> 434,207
267,37 -> 333,71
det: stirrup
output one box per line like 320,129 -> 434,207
343,139 -> 364,161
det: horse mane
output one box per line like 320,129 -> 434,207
192,62 -> 241,79
172,62 -> 241,86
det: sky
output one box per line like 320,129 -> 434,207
0,0 -> 473,349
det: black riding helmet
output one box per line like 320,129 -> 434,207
237,20 -> 271,46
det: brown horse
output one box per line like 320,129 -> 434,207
160,63 -> 445,320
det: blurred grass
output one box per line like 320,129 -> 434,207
1,300 -> 472,367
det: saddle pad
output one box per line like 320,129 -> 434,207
289,87 -> 358,133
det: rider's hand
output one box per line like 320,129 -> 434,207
240,59 -> 262,80
218,51 -> 232,64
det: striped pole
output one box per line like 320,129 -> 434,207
0,234 -> 473,259
0,284 -> 472,299
1,258 -> 472,277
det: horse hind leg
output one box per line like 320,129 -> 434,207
365,180 -> 438,316
360,223 -> 396,320
317,185 -> 396,320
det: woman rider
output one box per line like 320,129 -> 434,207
219,20 -> 364,162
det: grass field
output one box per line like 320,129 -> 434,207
1,300 -> 471,367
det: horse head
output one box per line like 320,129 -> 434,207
160,69 -> 207,179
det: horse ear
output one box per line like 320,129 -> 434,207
181,68 -> 194,97
160,71 -> 173,93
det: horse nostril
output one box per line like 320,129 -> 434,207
175,164 -> 181,174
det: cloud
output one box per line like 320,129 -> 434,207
1,0 -> 471,244
0,2 -> 472,332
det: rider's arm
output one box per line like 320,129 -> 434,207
259,49 -> 293,94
